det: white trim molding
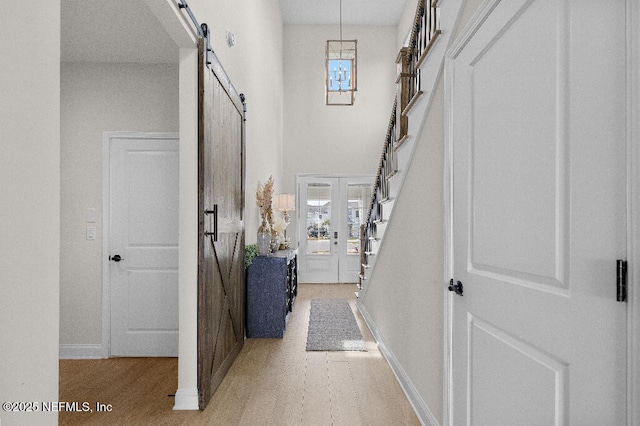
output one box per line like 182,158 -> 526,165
59,344 -> 104,359
102,131 -> 180,360
173,388 -> 199,411
357,302 -> 439,426
626,0 -> 640,423
442,1 -> 496,422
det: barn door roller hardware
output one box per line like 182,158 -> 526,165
178,0 -> 214,67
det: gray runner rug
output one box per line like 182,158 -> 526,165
306,299 -> 367,351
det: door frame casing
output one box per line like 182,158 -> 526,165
626,0 -> 640,422
101,131 -> 179,358
443,1 -> 639,424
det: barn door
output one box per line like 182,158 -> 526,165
197,37 -> 246,409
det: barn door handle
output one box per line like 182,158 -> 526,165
448,279 -> 463,296
109,254 -> 123,262
204,205 -> 218,242
617,259 -> 627,302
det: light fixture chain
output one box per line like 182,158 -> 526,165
340,0 -> 343,41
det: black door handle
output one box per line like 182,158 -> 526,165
204,204 -> 218,242
448,279 -> 463,296
109,254 -> 123,262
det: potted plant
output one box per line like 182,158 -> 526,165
244,243 -> 258,269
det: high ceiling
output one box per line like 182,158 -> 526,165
281,0 -> 408,26
61,0 -> 408,64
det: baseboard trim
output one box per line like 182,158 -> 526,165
59,344 -> 105,359
173,388 -> 199,410
357,302 -> 439,426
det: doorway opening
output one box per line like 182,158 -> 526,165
60,0 -> 204,411
103,132 -> 179,357
297,175 -> 373,283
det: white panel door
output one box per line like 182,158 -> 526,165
298,176 -> 372,283
109,133 -> 179,356
447,0 -> 627,424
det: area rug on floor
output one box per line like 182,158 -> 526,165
306,299 -> 367,351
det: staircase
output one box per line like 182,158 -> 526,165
358,0 -> 464,293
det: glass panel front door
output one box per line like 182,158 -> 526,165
346,184 -> 370,255
305,183 -> 331,256
339,180 -> 372,281
298,176 -> 372,283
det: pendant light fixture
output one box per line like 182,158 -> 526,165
325,0 -> 357,105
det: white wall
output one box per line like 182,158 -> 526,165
363,77 -> 446,422
189,0 -> 285,241
282,24 -> 398,240
60,62 -> 179,347
58,0 -> 286,409
397,0 -> 419,46
362,0 -> 481,424
0,2 -> 60,424
145,0 -> 287,407
359,0 -> 485,423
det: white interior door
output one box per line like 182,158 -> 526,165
298,176 -> 372,283
447,1 -> 627,424
108,132 -> 179,357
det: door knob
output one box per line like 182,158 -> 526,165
109,254 -> 123,262
448,279 -> 463,296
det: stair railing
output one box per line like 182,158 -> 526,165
358,0 -> 440,289
408,0 -> 441,108
359,99 -> 397,288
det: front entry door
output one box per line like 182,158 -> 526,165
447,1 -> 627,424
298,176 -> 372,283
108,132 -> 179,357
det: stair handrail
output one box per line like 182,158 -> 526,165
359,0 -> 441,288
365,97 -> 397,222
407,0 -> 441,109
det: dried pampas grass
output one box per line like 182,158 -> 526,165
256,175 -> 274,227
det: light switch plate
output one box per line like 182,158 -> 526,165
86,226 -> 96,241
86,208 -> 97,223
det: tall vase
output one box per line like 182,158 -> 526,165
257,218 -> 271,256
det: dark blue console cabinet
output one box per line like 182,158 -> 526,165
246,249 -> 298,338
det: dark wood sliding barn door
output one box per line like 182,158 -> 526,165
197,37 -> 246,409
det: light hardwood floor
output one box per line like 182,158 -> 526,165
59,283 -> 420,425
